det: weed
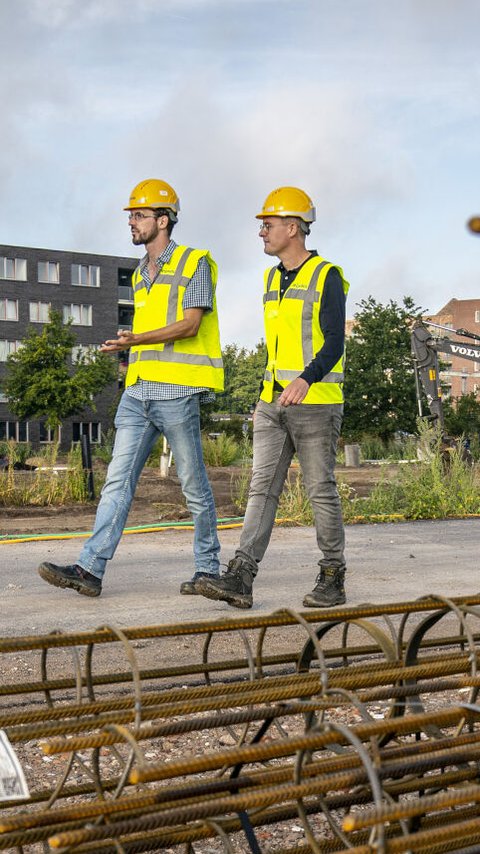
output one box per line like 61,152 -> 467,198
201,432 -> 241,467
93,428 -> 116,464
230,437 -> 253,512
0,441 -> 88,506
274,423 -> 480,525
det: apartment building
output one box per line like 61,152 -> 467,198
425,298 -> 480,400
0,244 -> 137,450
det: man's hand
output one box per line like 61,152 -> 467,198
278,377 -> 310,406
100,330 -> 136,353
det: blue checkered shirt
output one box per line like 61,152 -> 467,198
126,240 -> 215,403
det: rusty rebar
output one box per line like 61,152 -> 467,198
3,596 -> 480,854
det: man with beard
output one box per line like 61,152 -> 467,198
38,179 -> 223,597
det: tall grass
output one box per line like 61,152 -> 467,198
230,435 -> 254,512
0,442 -> 89,506
201,432 -> 241,467
358,433 -> 418,462
276,424 -> 480,524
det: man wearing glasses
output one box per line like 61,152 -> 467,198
38,178 -> 223,597
197,186 -> 349,610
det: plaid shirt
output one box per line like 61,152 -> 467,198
125,240 -> 215,403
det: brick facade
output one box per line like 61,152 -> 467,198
424,298 -> 480,400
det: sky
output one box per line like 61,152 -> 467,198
1,0 -> 480,348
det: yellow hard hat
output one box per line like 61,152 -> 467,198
124,179 -> 180,221
256,186 -> 316,223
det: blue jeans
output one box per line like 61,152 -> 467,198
237,399 -> 345,574
78,392 -> 220,579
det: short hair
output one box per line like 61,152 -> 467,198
285,216 -> 310,237
155,208 -> 176,236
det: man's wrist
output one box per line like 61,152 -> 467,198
299,368 -> 314,386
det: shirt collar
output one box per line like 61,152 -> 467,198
140,239 -> 177,272
277,250 -> 317,275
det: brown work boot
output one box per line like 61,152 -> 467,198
303,566 -> 346,608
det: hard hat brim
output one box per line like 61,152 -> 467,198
255,208 -> 316,223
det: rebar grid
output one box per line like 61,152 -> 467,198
1,594 -> 480,853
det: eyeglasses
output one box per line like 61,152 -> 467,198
127,212 -> 158,222
258,221 -> 288,233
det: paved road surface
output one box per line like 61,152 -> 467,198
1,518 -> 479,636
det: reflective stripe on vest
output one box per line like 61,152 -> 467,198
129,350 -> 223,368
261,256 -> 348,404
126,245 -> 223,390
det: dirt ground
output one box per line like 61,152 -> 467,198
0,463 -> 389,536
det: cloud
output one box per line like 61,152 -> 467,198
23,0 -> 285,30
1,0 -> 479,347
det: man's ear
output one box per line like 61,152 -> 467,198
157,214 -> 170,230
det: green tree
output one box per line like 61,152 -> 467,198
212,342 -> 267,414
343,296 -> 422,441
443,393 -> 480,439
2,310 -> 117,442
214,343 -> 242,413
230,341 -> 267,413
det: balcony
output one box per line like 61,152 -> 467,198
118,285 -> 133,302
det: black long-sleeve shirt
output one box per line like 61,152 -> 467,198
273,251 -> 346,390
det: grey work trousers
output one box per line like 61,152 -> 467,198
237,399 -> 345,574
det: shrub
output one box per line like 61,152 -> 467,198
93,428 -> 116,464
358,433 -> 417,462
201,432 -> 240,466
274,423 -> 480,525
0,442 -> 89,506
0,440 -> 33,467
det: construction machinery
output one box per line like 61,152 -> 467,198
411,318 -> 480,433
410,215 -> 480,448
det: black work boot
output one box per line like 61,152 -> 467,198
303,566 -> 346,608
38,562 -> 102,597
195,557 -> 254,609
180,572 -> 216,595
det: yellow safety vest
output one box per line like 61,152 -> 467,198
126,244 -> 224,391
260,255 -> 349,405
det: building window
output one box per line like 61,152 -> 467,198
0,256 -> 27,281
29,301 -> 51,323
71,264 -> 100,287
118,268 -> 134,301
39,423 -> 62,443
72,422 -> 101,443
63,304 -> 92,326
118,305 -> 133,329
475,310 -> 480,323
0,299 -> 19,321
38,261 -> 59,284
0,340 -> 22,361
0,421 -> 29,442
